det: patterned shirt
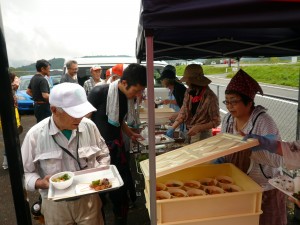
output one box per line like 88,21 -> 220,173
175,86 -> 220,131
221,105 -> 283,191
60,73 -> 78,84
83,77 -> 97,95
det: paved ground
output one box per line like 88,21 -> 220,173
0,114 -> 299,225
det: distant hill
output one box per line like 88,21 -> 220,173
10,58 -> 65,76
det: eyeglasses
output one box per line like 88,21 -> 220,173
222,99 -> 242,106
69,67 -> 78,71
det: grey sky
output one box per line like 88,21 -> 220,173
1,0 -> 141,67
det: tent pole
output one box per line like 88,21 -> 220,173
0,8 -> 32,225
145,32 -> 157,225
296,68 -> 300,141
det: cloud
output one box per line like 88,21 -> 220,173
1,0 -> 141,67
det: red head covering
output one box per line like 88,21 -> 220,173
106,64 -> 127,78
226,69 -> 263,100
106,68 -> 112,77
111,64 -> 124,76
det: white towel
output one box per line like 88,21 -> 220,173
106,80 -> 137,127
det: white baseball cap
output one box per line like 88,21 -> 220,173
49,83 -> 96,118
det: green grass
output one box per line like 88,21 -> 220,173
176,63 -> 300,87
176,65 -> 227,76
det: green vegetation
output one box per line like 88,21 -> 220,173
176,63 -> 300,87
226,64 -> 300,87
176,65 -> 227,75
10,58 -> 65,77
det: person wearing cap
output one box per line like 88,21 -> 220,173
106,64 -> 125,84
21,83 -> 110,225
60,60 -> 78,84
88,63 -> 147,225
214,69 -> 286,225
26,59 -> 52,123
158,65 -> 186,115
83,65 -> 102,95
166,64 -> 221,143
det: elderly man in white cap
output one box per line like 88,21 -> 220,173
21,82 -> 110,225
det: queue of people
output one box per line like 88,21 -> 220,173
7,61 -> 299,225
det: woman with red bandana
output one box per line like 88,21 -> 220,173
215,69 -> 286,225
165,64 -> 220,143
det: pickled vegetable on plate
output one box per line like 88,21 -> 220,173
89,178 -> 112,191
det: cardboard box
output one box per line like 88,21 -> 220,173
140,133 -> 262,224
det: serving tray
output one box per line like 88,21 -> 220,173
138,134 -> 175,146
268,175 -> 298,201
48,165 -> 124,201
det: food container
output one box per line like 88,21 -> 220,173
48,165 -> 123,201
156,191 -> 171,200
140,133 -> 262,225
50,171 -> 74,190
187,189 -> 206,197
139,108 -> 177,125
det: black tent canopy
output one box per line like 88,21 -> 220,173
136,0 -> 300,60
136,1 -> 300,224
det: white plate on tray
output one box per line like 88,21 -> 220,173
138,134 -> 174,146
268,175 -> 298,201
48,165 -> 124,201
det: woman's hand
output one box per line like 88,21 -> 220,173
288,196 -> 300,208
131,132 -> 143,142
187,126 -> 199,137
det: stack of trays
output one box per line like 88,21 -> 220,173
140,133 -> 262,225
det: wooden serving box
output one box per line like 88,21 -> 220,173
140,133 -> 263,225
139,107 -> 177,125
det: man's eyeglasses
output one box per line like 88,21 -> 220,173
222,99 -> 242,106
69,68 -> 78,71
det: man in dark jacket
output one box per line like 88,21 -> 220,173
88,63 -> 147,225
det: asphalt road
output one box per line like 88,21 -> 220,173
209,73 -> 299,100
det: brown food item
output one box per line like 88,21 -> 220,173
206,189 -> 221,195
201,181 -> 215,186
184,182 -> 199,188
218,179 -> 232,184
224,187 -> 239,192
160,136 -> 166,141
171,192 -> 185,197
89,178 -> 112,191
156,196 -> 168,200
166,183 -> 181,187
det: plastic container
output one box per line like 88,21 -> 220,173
140,133 -> 262,225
